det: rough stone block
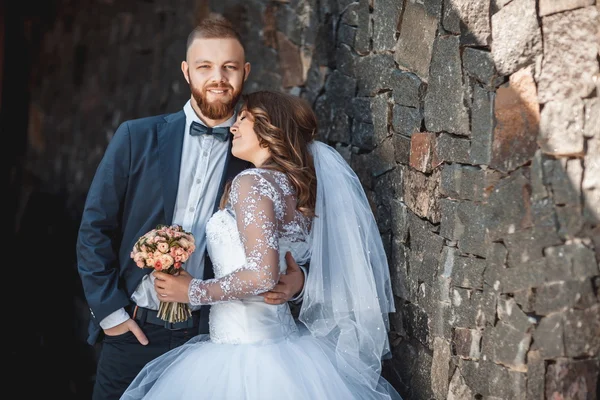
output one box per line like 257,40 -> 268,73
459,359 -> 526,398
491,66 -> 540,173
340,1 -> 360,26
500,258 -> 550,293
526,350 -> 545,400
436,132 -> 471,164
451,0 -> 492,46
403,167 -> 441,223
583,98 -> 600,139
276,32 -> 304,87
537,7 -> 599,102
409,345 -> 436,399
449,252 -> 486,290
439,198 -> 463,241
539,99 -> 585,156
391,237 -> 409,300
393,134 -> 411,165
350,150 -> 374,190
372,93 -> 391,145
470,85 -> 494,165
543,158 -> 582,206
539,0 -> 595,16
409,132 -> 440,173
391,70 -> 422,108
335,44 -> 356,77
394,0 -> 438,81
355,53 -> 396,96
513,288 -> 536,313
530,151 -> 549,201
583,126 -> 600,191
545,358 -> 599,399
354,0 -> 370,54
555,204 -> 584,239
450,287 -> 487,328
409,211 -> 444,285
452,327 -> 482,360
497,296 -> 534,332
391,197 -> 409,244
402,302 -> 430,348
533,279 -> 598,315
504,227 -> 562,268
463,48 -> 497,88
532,313 -> 565,359
491,0 -> 542,76
447,368 -> 475,400
431,337 -> 452,400
392,104 -> 422,137
348,97 -> 373,124
424,35 -> 470,136
545,242 -> 599,281
372,0 -> 403,51
351,120 -> 374,151
481,321 -> 531,371
372,137 -> 396,178
484,170 -> 533,241
336,23 -> 356,47
457,202 -> 489,257
563,304 -> 600,357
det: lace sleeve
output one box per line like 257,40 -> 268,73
188,171 -> 281,305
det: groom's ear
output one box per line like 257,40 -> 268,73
181,61 -> 190,84
243,62 -> 251,82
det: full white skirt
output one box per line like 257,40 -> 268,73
121,330 -> 402,400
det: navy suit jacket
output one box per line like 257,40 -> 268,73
76,110 -> 250,345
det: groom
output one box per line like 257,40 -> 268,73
76,16 -> 306,400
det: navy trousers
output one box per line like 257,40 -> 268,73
91,321 -> 198,400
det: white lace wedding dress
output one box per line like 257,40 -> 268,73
121,169 -> 401,400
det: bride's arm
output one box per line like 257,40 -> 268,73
188,172 -> 281,305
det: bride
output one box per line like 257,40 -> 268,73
121,90 -> 402,400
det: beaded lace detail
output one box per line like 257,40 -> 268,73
189,168 -> 311,306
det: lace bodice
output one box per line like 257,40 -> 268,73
189,168 -> 311,306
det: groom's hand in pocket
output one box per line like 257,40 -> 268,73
260,252 -> 304,305
104,319 -> 149,346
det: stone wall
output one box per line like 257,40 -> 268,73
211,0 -> 600,398
18,0 -> 600,398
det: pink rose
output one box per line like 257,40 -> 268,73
157,242 -> 169,253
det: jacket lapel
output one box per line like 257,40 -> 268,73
157,111 -> 186,224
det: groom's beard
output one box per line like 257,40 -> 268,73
190,75 -> 244,120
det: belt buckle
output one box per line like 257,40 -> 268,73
164,317 -> 193,330
164,320 -> 178,330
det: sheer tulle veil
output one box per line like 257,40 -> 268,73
300,141 -> 396,387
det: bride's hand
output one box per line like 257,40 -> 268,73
153,269 -> 194,303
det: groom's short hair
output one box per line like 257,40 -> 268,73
186,15 -> 245,53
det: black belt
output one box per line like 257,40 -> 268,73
132,305 -> 201,330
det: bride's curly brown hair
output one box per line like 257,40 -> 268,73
221,91 -> 317,216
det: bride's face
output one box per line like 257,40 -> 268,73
230,110 -> 271,166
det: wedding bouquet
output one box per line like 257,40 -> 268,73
130,224 -> 196,323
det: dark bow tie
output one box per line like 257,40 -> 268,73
189,121 -> 229,142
